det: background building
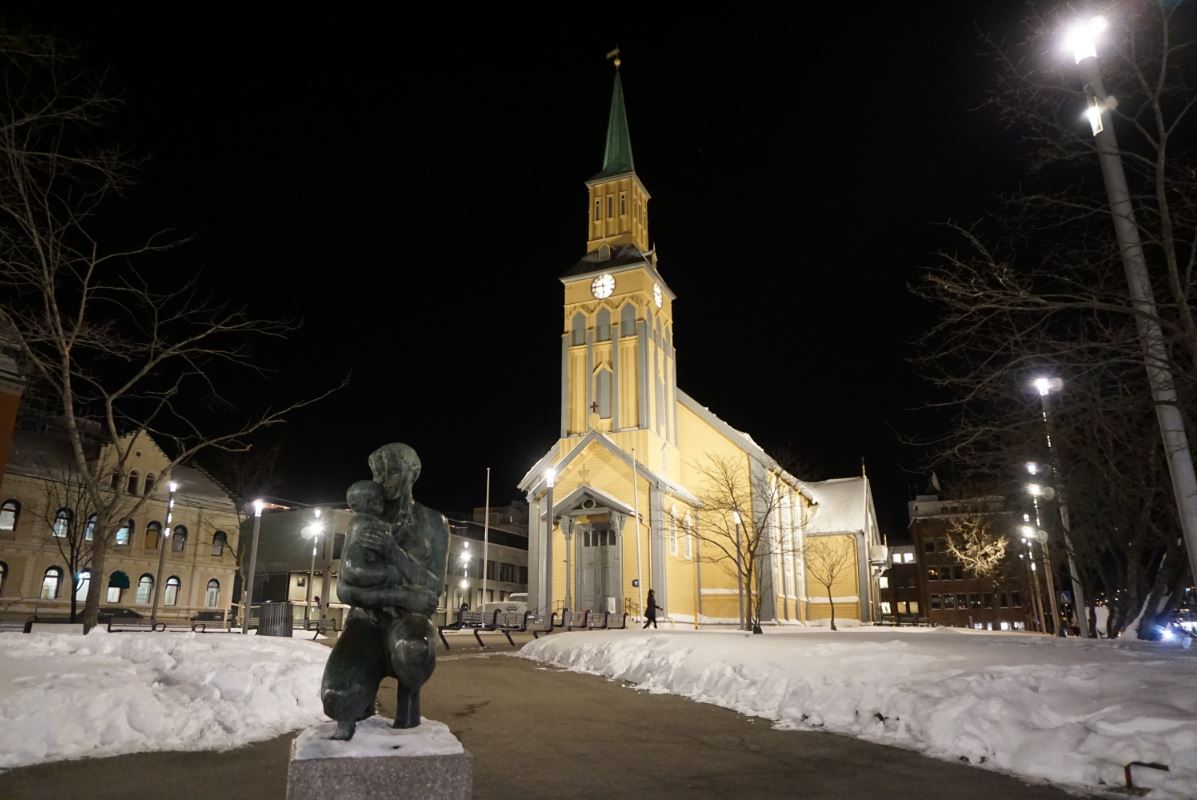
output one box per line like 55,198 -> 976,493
0,427 -> 240,621
880,544 -> 920,618
908,493 -> 1041,631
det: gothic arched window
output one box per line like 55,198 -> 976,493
164,576 -> 181,606
52,508 -> 72,538
205,579 -> 220,608
0,499 -> 19,532
171,526 -> 188,553
136,573 -> 154,605
127,470 -> 140,495
145,521 -> 162,551
211,531 -> 227,556
571,312 -> 586,346
41,566 -> 63,600
595,369 -> 612,419
620,303 -> 635,337
596,308 -> 611,342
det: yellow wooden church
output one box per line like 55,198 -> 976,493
519,61 -> 885,627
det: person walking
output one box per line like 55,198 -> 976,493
643,589 -> 663,629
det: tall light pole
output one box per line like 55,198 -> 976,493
544,467 -> 556,617
1065,16 -> 1197,590
732,508 -> 746,631
242,498 -> 264,634
149,480 -> 178,625
1032,377 -> 1090,637
304,510 -> 323,625
632,449 -> 644,620
482,467 -> 491,604
1025,461 -> 1062,636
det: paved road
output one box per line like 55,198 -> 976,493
4,639 -> 1092,800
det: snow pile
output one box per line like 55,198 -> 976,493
0,629 -> 330,768
522,628 -> 1197,798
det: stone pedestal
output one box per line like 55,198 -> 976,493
287,717 -> 472,800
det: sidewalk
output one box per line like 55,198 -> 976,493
3,645 -> 1093,800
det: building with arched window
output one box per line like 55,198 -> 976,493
519,66 -> 884,626
0,427 -> 240,622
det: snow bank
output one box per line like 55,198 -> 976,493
0,629 -> 330,768
522,628 -> 1197,798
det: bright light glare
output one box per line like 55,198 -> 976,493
459,552 -> 470,564
253,498 -> 265,516
458,579 -> 468,590
1033,377 -> 1052,396
1159,626 -> 1175,642
1020,524 -> 1036,537
168,481 -> 179,493
732,509 -> 742,525
314,508 -> 322,519
308,522 -> 324,538
1027,483 -> 1043,497
545,467 -> 556,488
1026,462 -> 1039,475
1084,102 -> 1105,136
1064,15 -> 1108,64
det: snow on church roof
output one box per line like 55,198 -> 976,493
804,476 -> 867,534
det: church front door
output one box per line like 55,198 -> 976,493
577,525 -> 620,613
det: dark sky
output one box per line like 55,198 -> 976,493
10,5 -> 1024,535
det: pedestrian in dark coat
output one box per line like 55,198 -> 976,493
643,589 -> 663,629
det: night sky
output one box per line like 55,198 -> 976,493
9,5 -> 1025,536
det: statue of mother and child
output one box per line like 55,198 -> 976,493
319,442 -> 449,740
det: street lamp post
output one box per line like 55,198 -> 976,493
732,509 -> 746,631
544,468 -> 556,617
1065,16 -> 1197,591
242,498 -> 264,634
1026,463 -> 1062,636
564,521 -> 573,614
149,480 -> 178,626
304,510 -> 323,625
1031,378 -> 1090,637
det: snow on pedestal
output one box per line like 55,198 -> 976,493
287,718 -> 472,800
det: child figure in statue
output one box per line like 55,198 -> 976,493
343,480 -> 436,598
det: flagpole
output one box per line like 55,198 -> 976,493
632,448 -> 644,620
482,467 -> 491,605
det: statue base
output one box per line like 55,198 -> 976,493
286,717 -> 472,800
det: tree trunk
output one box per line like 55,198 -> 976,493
827,587 -> 837,631
81,537 -> 107,631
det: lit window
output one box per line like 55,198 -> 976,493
41,566 -> 63,600
164,576 -> 181,606
75,569 -> 91,603
84,514 -> 97,542
52,508 -> 72,538
171,526 -> 187,553
205,579 -> 220,608
908,601 -> 919,613
115,519 -> 132,546
880,601 -> 892,614
211,531 -> 227,556
892,553 -> 901,564
107,586 -> 122,603
0,499 -> 19,531
879,575 -> 889,589
136,574 -> 154,605
903,552 -> 914,563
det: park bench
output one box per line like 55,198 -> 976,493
0,619 -> 30,633
605,612 -> 627,629
916,617 -> 932,627
877,614 -> 899,626
302,617 -> 341,640
437,609 -> 500,649
107,619 -> 165,632
529,612 -> 558,639
476,610 -> 533,647
563,609 -> 590,631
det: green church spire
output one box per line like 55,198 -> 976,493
593,67 -> 635,181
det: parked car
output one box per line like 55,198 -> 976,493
98,607 -> 143,623
481,593 -> 528,618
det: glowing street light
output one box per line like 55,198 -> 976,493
303,510 -> 324,625
1025,462 -> 1039,476
242,498 -> 265,634
1062,13 -> 1197,595
149,480 -> 180,625
543,466 -> 557,617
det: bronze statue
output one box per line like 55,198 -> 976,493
320,443 -> 449,740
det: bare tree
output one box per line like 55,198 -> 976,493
944,515 -> 1010,579
912,2 -> 1197,639
0,34 -> 339,628
689,453 -> 800,632
803,536 -> 854,631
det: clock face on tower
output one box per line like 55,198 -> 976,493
653,282 -> 663,308
591,273 -> 616,299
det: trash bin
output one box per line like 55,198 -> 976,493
258,601 -> 294,637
